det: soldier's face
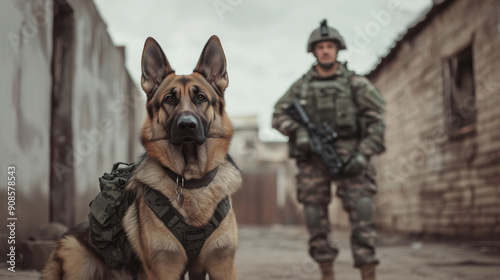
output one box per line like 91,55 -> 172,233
313,41 -> 338,65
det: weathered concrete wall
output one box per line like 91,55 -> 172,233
0,0 -> 143,247
69,0 -> 144,223
369,0 -> 500,238
0,0 -> 54,242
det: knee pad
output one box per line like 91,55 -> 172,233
356,196 -> 374,222
309,243 -> 339,262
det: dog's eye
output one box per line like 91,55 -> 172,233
165,95 -> 174,103
197,94 -> 206,101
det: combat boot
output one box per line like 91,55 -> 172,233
318,261 -> 334,280
360,264 -> 376,280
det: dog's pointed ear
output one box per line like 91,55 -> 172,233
141,37 -> 174,98
194,35 -> 228,93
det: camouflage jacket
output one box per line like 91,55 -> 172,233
272,63 -> 386,159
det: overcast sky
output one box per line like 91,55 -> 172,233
93,0 -> 432,141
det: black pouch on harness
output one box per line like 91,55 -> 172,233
88,162 -> 136,269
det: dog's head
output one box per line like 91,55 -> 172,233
140,36 -> 233,178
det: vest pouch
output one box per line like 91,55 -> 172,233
303,90 -> 318,124
88,162 -> 136,269
89,192 -> 122,246
335,94 -> 358,137
315,88 -> 337,126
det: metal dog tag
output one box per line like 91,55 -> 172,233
177,194 -> 184,207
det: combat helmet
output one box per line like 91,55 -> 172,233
307,19 -> 347,52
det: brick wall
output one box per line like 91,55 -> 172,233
369,0 -> 500,238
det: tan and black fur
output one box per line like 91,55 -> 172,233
41,35 -> 242,280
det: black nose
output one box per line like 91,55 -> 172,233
177,115 -> 198,132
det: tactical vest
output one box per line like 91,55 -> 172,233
88,162 -> 230,270
299,68 -> 358,138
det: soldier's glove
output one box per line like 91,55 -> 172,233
295,127 -> 311,152
342,152 -> 368,175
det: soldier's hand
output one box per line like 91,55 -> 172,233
295,127 -> 311,152
342,152 -> 368,175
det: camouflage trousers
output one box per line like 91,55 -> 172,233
296,155 -> 379,268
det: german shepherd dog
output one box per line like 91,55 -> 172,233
41,36 -> 242,279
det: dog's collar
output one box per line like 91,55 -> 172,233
162,165 -> 219,190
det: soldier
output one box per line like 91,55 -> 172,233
272,19 -> 386,280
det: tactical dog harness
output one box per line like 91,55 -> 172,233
144,185 -> 230,260
88,162 -> 230,272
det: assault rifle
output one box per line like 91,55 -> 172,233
286,100 -> 343,178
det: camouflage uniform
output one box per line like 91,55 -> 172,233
272,63 -> 385,268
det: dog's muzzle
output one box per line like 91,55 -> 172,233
171,112 -> 206,145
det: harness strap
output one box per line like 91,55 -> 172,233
143,186 -> 231,260
129,256 -> 140,280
